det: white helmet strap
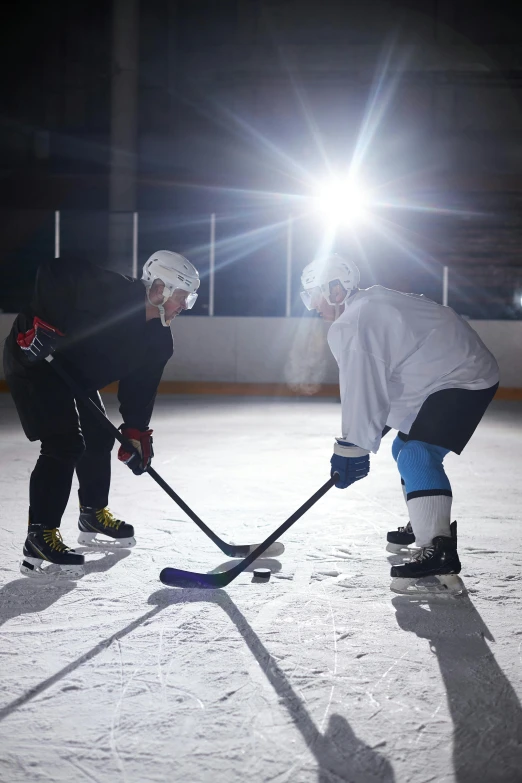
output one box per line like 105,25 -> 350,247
146,285 -> 173,327
327,282 -> 358,307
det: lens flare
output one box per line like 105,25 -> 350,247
314,179 -> 370,226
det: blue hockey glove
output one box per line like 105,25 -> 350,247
330,439 -> 370,489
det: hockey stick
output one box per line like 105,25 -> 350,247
45,355 -> 283,558
159,475 -> 336,588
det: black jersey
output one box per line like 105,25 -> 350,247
4,257 -> 174,430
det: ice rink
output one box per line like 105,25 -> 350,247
0,394 -> 521,783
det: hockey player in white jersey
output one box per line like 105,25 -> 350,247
300,254 -> 499,594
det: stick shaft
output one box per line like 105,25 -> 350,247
46,356 -> 229,550
160,476 -> 336,587
228,476 -> 335,579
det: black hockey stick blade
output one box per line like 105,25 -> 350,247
145,465 -> 285,559
46,355 -> 283,559
159,476 -> 336,588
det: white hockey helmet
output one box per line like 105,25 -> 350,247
142,250 -> 200,325
300,254 -> 360,310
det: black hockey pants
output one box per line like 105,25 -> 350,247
4,356 -> 115,528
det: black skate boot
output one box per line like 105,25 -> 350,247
20,525 -> 85,579
78,506 -> 136,548
390,521 -> 462,595
386,521 -> 416,553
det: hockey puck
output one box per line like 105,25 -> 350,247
253,568 -> 271,581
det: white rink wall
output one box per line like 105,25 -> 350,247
1,313 -> 522,387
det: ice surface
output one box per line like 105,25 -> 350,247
0,394 -> 521,783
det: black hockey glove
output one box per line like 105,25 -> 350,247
118,428 -> 154,475
16,317 -> 64,363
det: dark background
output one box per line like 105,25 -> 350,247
1,0 -> 522,317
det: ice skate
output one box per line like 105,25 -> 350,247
386,521 -> 419,553
78,506 -> 136,548
390,521 -> 463,595
20,525 -> 85,579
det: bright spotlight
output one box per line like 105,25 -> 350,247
314,178 -> 370,225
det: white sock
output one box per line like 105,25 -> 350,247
406,494 -> 452,547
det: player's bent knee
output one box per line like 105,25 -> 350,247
102,432 -> 116,452
40,432 -> 86,464
391,434 -> 405,463
396,439 -> 451,494
84,433 -> 116,455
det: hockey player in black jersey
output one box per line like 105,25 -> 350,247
3,250 -> 200,579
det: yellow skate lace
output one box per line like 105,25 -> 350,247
95,508 -> 122,530
43,528 -> 70,553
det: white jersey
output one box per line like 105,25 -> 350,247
327,286 -> 499,453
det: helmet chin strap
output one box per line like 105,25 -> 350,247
339,287 -> 358,306
146,287 -> 171,327
333,287 -> 358,320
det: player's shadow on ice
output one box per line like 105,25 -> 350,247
0,548 -> 130,628
150,588 -> 396,783
0,582 -> 395,782
393,594 -> 522,783
208,557 -> 282,576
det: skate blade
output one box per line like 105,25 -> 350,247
77,532 -> 136,548
390,574 -> 464,596
386,542 -> 420,555
20,558 -> 84,580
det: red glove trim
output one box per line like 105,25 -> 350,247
17,316 -> 64,349
118,429 -> 153,466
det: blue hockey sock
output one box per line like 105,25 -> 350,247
395,439 -> 453,547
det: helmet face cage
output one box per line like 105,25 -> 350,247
300,289 -> 315,310
157,281 -> 199,310
183,291 -> 198,310
300,279 -> 348,310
